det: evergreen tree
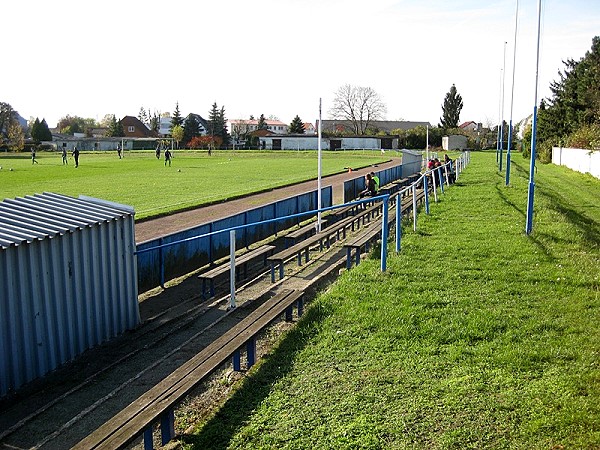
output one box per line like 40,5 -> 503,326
30,117 -> 41,141
219,106 -> 230,147
182,114 -> 201,147
149,111 -> 160,133
106,115 -> 125,137
439,84 -> 463,129
138,107 -> 149,125
207,103 -> 230,149
170,102 -> 184,134
288,115 -> 305,134
257,114 -> 268,130
39,119 -> 52,141
539,36 -> 600,146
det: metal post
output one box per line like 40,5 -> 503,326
317,98 -> 323,232
526,0 -> 542,235
506,0 -> 519,186
412,184 -> 417,231
500,40 -> 507,171
160,409 -> 175,446
159,237 -> 165,289
395,194 -> 402,252
424,175 -> 430,214
229,230 -> 236,309
432,169 -> 438,203
439,168 -> 445,194
381,195 -> 389,272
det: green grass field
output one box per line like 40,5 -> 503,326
186,152 -> 600,449
0,150 -> 389,220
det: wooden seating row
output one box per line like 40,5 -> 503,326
266,202 -> 382,282
73,289 -> 305,450
198,244 -> 275,299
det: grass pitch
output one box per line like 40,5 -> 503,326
187,152 -> 600,449
0,150 -> 389,220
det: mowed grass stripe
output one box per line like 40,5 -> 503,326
187,152 -> 600,449
0,150 -> 388,220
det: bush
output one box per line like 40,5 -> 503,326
565,124 -> 600,150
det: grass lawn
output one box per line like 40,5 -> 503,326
0,150 -> 389,220
187,152 -> 600,449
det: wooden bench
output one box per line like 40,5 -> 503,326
267,203 -> 382,282
343,188 -> 425,268
73,289 -> 305,450
284,218 -> 328,248
198,244 -> 275,299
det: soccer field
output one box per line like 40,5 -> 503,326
0,150 -> 390,220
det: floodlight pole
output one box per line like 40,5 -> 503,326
526,0 -> 543,235
499,41 -> 507,172
506,0 -> 519,185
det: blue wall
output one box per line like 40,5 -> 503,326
343,164 -> 406,203
137,187 -> 332,292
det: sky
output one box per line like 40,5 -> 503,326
3,0 -> 600,130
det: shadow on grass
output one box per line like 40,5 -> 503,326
538,188 -> 600,249
182,300 -> 332,449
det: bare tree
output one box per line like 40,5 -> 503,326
329,84 -> 387,134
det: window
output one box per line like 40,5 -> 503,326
128,126 -> 135,132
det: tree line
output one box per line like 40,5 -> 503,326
525,36 -> 600,162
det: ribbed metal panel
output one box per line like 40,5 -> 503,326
0,193 -> 140,398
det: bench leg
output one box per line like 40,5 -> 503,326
297,251 -> 302,266
355,247 -> 361,266
233,349 -> 241,371
210,280 -> 215,299
270,262 -> 276,283
247,337 -> 256,368
346,247 -> 352,269
285,305 -> 293,322
297,296 -> 304,317
160,408 -> 175,446
279,263 -> 284,280
143,427 -> 154,450
304,247 -> 309,263
202,279 -> 207,299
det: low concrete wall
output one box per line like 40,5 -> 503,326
552,147 -> 600,179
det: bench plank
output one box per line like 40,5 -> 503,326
198,244 -> 275,298
74,289 -> 304,450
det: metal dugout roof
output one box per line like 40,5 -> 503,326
0,192 -> 135,249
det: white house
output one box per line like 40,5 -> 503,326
229,119 -> 288,136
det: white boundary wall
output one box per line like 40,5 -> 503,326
552,147 -> 600,179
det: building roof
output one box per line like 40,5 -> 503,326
0,192 -> 134,249
229,119 -> 288,126
320,120 -> 431,133
459,121 -> 476,128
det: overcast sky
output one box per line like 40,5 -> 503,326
3,0 -> 599,129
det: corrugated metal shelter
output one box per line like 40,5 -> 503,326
0,192 -> 140,398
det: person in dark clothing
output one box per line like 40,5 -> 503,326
164,149 -> 172,166
359,173 -> 377,198
72,146 -> 80,168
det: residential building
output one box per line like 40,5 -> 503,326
228,119 -> 288,136
303,122 -> 316,134
121,116 -> 156,138
459,121 -> 481,132
159,114 -> 208,137
319,120 -> 431,134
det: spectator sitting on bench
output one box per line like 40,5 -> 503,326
444,154 -> 455,184
370,171 -> 380,193
359,173 -> 377,198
